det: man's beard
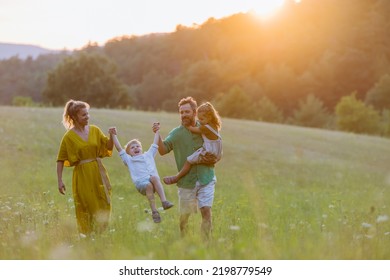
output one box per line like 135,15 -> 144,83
181,116 -> 194,126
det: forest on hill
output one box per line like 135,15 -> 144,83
1,0 -> 389,135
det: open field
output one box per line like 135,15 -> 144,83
0,106 -> 390,260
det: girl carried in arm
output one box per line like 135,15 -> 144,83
163,102 -> 222,185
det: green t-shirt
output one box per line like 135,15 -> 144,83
163,125 -> 215,189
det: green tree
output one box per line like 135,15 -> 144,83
131,70 -> 174,111
365,74 -> 390,111
42,52 -> 131,107
214,86 -> 252,119
256,96 -> 284,123
381,109 -> 390,137
173,60 -> 225,103
12,96 -> 36,107
335,93 -> 381,134
290,94 -> 331,128
256,64 -> 302,114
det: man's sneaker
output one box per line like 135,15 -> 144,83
152,211 -> 161,223
162,200 -> 174,210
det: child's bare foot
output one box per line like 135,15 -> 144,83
163,176 -> 178,185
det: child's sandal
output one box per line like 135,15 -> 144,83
152,211 -> 161,223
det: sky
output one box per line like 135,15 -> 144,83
0,0 -> 286,50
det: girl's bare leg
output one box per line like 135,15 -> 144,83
163,161 -> 192,184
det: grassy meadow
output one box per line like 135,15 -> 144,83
0,106 -> 390,260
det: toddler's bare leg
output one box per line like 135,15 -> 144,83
145,183 -> 157,212
150,175 -> 166,202
151,175 -> 174,210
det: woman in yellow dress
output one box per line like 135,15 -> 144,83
56,100 -> 114,235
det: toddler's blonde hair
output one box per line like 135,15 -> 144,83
125,139 -> 142,155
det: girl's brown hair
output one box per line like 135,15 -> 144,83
197,102 -> 222,130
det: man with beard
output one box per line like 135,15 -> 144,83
152,96 -> 217,241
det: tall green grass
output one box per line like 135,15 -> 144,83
1,106 -> 389,259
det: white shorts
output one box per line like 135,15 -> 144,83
134,176 -> 152,195
178,176 -> 216,214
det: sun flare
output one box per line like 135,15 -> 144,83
250,0 -> 286,18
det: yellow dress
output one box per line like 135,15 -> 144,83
57,125 -> 112,235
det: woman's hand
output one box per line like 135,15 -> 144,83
108,127 -> 117,135
58,181 -> 66,195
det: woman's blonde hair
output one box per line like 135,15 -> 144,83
62,99 -> 90,129
197,102 -> 222,130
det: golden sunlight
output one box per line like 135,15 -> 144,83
250,0 -> 286,18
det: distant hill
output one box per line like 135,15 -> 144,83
0,42 -> 64,60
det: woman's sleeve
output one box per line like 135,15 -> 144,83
96,126 -> 113,158
56,135 -> 72,167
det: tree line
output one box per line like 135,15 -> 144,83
1,0 -> 389,136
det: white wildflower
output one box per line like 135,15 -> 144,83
376,215 -> 389,223
229,225 -> 240,231
361,222 -> 372,228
